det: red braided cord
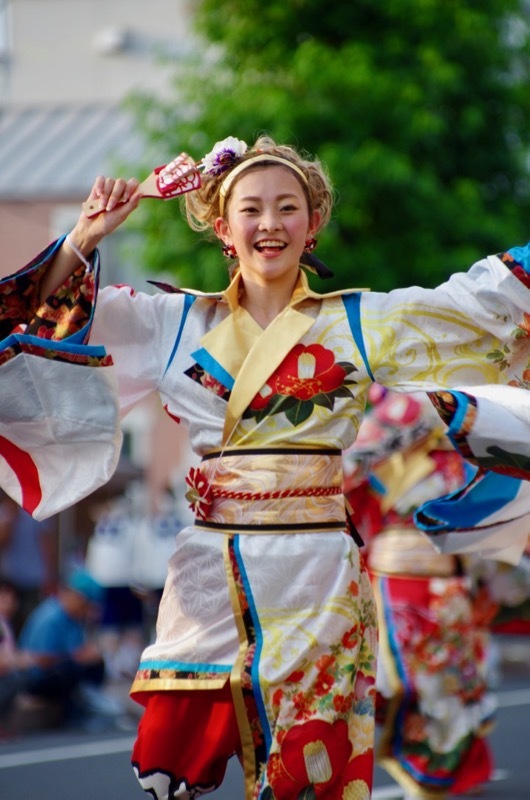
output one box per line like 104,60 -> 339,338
210,486 -> 342,502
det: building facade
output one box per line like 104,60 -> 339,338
0,0 -> 195,272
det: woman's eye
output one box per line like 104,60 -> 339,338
281,204 -> 297,212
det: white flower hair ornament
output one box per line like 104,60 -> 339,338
200,136 -> 249,176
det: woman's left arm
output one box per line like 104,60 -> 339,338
355,244 -> 530,481
362,243 -> 530,394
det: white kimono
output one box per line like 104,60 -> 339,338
1,238 -> 530,799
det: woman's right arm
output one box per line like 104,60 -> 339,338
39,175 -> 141,302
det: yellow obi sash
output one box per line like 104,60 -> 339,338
368,527 -> 458,577
186,448 -> 347,532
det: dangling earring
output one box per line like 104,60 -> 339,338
222,243 -> 237,259
304,237 -> 318,253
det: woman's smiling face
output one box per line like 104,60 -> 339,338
215,165 -> 320,290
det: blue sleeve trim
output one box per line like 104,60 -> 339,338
414,469 -> 521,531
0,331 -> 107,357
163,293 -> 195,377
342,293 -> 374,381
0,235 -> 100,345
444,390 -> 471,451
507,243 -> 530,273
190,347 -> 235,390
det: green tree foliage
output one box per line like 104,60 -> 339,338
125,0 -> 530,291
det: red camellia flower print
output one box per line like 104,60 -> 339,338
272,344 -> 347,401
266,719 -> 373,799
248,344 -> 358,427
249,381 -> 275,411
315,670 -> 335,696
267,718 -> 352,798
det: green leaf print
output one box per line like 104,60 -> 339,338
481,446 -> 530,472
296,787 -> 317,800
312,392 -> 335,410
285,400 -> 314,426
333,386 -> 356,399
337,361 -> 358,376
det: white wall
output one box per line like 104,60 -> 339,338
1,0 -> 195,104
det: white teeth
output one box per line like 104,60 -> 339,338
256,240 -> 285,248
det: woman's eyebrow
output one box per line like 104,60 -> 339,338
238,192 -> 299,202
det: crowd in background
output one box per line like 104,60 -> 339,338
0,486 -> 191,738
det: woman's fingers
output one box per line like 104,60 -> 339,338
105,177 -> 140,211
123,177 -> 141,203
89,176 -> 140,212
90,175 -> 109,208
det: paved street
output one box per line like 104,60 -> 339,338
0,639 -> 528,799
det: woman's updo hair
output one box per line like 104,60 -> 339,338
184,135 -> 334,236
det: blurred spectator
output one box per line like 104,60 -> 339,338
0,492 -> 58,634
0,578 -> 36,726
18,568 -> 124,728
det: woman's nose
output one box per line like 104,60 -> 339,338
259,209 -> 282,230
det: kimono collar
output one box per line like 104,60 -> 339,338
186,269 -> 368,444
219,267 -> 369,309
150,269 -> 370,445
153,266 -> 368,307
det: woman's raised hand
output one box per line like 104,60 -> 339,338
91,175 -> 140,214
39,176 -> 142,301
75,175 -> 142,243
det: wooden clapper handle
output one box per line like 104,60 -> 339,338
82,153 -> 202,218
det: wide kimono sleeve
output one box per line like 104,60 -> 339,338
360,246 -> 530,469
89,275 -> 187,419
359,245 -> 530,563
0,238 -> 185,520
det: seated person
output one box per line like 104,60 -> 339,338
19,568 -> 120,725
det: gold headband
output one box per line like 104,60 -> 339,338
218,153 -> 309,215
